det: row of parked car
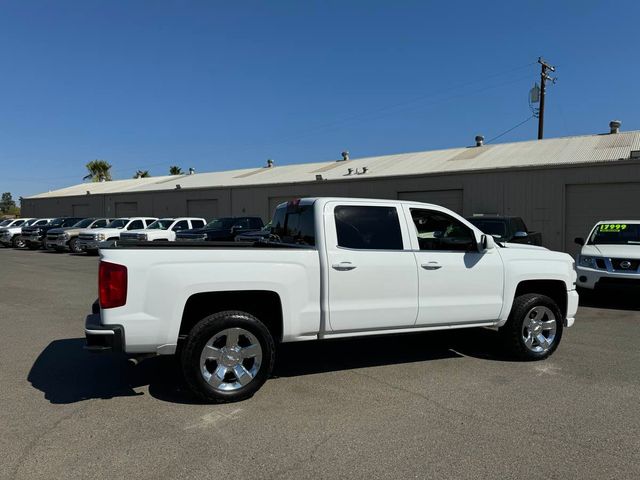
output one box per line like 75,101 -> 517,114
0,215 -> 267,254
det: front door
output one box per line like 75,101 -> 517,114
325,202 -> 418,332
403,206 -> 504,325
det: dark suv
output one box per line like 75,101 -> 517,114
176,217 -> 264,242
21,217 -> 85,249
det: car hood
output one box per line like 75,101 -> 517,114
502,242 -> 548,251
581,244 -> 640,259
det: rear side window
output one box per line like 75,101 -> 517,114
191,219 -> 205,229
512,218 -> 527,233
335,205 -> 403,250
272,205 -> 315,245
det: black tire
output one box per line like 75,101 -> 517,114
69,237 -> 82,254
180,310 -> 275,403
500,293 -> 563,361
12,236 -> 25,248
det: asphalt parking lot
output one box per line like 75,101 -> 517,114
1,248 -> 639,479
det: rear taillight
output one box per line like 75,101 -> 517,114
99,261 -> 127,309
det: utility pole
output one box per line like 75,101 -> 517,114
537,57 -> 556,140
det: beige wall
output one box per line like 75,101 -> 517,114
22,160 -> 640,253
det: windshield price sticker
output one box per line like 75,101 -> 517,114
599,224 -> 627,232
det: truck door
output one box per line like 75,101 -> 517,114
403,206 -> 504,325
324,201 -> 418,332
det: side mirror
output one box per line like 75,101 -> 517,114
514,231 -> 528,238
574,237 -> 585,246
480,234 -> 496,251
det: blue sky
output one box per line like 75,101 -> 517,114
1,1 -> 638,201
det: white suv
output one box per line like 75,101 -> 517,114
575,221 -> 640,289
78,217 -> 157,254
120,217 -> 206,242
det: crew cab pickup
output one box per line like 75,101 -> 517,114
176,216 -> 264,242
77,217 -> 157,254
467,215 -> 543,246
86,198 -> 578,403
2,218 -> 53,248
120,217 -> 206,242
575,221 -> 640,289
23,217 -> 85,249
45,218 -> 112,253
0,218 -> 34,247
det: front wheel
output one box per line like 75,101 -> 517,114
12,236 -> 25,248
180,310 -> 275,403
500,293 -> 563,360
69,237 -> 82,253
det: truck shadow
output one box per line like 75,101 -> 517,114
577,288 -> 640,311
28,330 -> 507,405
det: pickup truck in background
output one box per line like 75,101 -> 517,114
120,217 -> 206,242
86,198 -> 577,403
45,218 -> 112,253
467,215 -> 543,246
77,217 -> 157,254
0,218 -> 35,247
176,216 -> 264,242
22,217 -> 85,249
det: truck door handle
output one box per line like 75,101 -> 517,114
421,262 -> 442,270
332,262 -> 357,271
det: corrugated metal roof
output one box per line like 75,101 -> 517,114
26,130 -> 640,199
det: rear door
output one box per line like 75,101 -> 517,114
324,201 -> 418,332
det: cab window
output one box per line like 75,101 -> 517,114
172,220 -> 189,231
128,220 -> 144,230
335,205 -> 403,250
410,209 -> 476,251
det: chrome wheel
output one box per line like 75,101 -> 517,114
199,327 -> 263,392
521,306 -> 557,353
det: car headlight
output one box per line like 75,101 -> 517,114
579,255 -> 596,268
62,232 -> 70,239
97,233 -> 106,241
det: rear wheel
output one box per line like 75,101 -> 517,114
500,293 -> 563,360
180,310 -> 275,403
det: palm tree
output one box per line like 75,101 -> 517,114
83,159 -> 112,182
133,170 -> 150,179
169,165 -> 183,175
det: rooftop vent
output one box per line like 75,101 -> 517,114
339,151 -> 349,162
266,159 -> 274,168
475,135 -> 484,147
609,120 -> 621,134
188,167 -> 195,175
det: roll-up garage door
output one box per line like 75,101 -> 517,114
398,189 -> 463,214
564,183 -> 640,256
72,204 -> 90,217
115,202 -> 138,217
187,199 -> 218,222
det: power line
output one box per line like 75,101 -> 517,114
485,115 -> 535,144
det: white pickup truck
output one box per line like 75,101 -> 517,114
119,217 -> 206,242
86,198 -> 578,403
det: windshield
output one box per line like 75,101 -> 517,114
468,219 -> 507,238
49,217 -> 67,228
72,218 -> 95,228
146,219 -> 173,230
589,223 -> 640,245
204,218 -> 236,230
106,219 -> 128,229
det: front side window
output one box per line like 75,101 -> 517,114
92,219 -> 108,228
411,209 -> 476,251
172,220 -> 189,231
127,220 -> 144,230
335,205 -> 402,250
147,219 -> 173,230
107,219 -> 128,229
73,218 -> 94,228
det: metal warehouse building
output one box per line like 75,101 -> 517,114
22,124 -> 640,256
